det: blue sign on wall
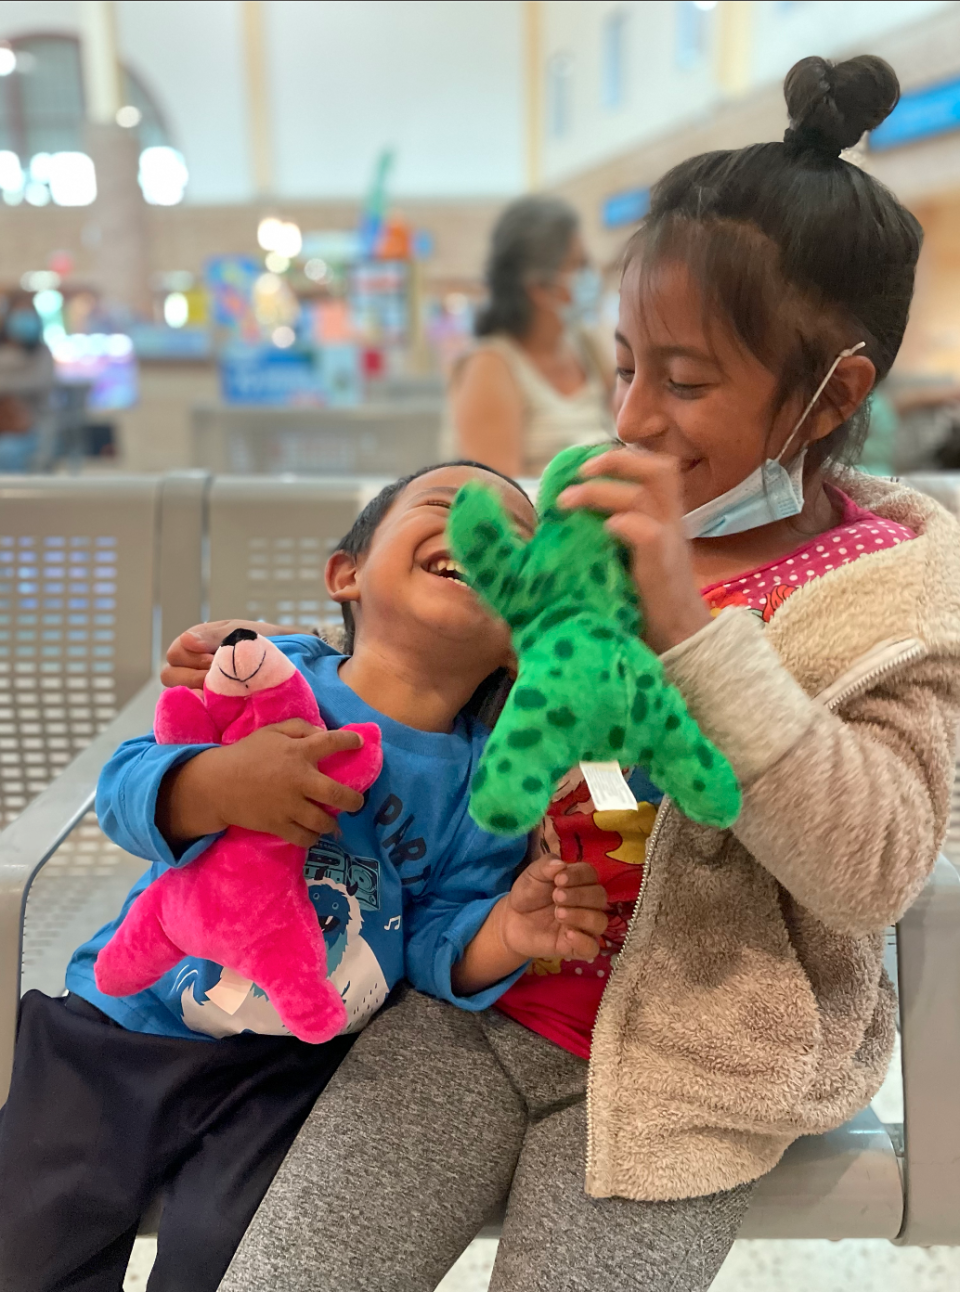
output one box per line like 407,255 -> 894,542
871,73 -> 960,152
601,187 -> 650,229
220,345 -> 324,406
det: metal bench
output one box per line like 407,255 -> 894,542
0,472 -> 207,1006
0,471 -> 959,1246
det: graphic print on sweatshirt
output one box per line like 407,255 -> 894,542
178,839 -> 390,1039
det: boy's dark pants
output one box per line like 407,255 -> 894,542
0,990 -> 353,1292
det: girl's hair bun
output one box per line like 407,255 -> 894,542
783,55 -> 900,157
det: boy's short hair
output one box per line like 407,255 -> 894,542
334,460 -> 531,654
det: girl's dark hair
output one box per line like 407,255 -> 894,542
624,55 -> 922,469
475,195 -> 580,339
334,459 -> 531,654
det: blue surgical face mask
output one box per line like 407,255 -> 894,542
680,343 -> 867,541
5,309 -> 43,347
559,267 -> 601,327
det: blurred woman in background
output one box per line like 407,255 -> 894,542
442,195 -> 613,477
0,293 -> 55,473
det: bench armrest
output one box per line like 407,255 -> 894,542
896,854 -> 960,1245
0,679 -> 161,1102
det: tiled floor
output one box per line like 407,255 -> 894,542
124,1233 -> 960,1291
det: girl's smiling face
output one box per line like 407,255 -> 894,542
613,259 -> 812,515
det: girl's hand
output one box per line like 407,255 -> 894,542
162,620 -> 304,690
559,447 -> 711,654
156,721 -> 366,848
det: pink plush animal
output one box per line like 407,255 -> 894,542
94,628 -> 383,1044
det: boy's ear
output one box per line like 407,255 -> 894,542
325,550 -> 361,605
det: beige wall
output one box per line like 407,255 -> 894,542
0,197 -> 507,295
547,4 -> 960,381
897,191 -> 960,379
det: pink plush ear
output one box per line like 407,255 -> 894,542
155,686 -> 222,746
318,722 -> 383,800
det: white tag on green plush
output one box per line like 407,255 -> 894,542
579,761 -> 638,812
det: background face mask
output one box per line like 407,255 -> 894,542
681,342 -> 867,541
560,268 -> 601,327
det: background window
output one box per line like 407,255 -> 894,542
547,51 -> 574,138
601,9 -> 628,110
0,35 -> 170,160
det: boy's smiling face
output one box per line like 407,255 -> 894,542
328,465 -> 536,676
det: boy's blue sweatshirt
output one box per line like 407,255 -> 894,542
68,636 -> 528,1042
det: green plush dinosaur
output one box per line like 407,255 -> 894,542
448,443 -> 742,837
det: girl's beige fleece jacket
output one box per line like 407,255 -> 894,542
585,473 -> 960,1201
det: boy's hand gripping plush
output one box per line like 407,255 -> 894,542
448,444 -> 741,836
94,630 -> 383,1044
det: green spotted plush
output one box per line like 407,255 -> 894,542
448,443 -> 742,837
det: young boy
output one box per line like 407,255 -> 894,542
0,461 -> 607,1292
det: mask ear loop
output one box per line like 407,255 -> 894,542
777,341 -> 867,464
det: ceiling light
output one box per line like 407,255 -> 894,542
116,105 -> 142,129
139,147 -> 188,206
164,292 -> 189,329
48,152 -> 97,206
257,218 -> 302,257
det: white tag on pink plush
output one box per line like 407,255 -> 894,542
579,761 -> 638,812
206,967 -> 254,1016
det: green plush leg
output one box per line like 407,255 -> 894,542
623,638 -> 741,829
448,482 -> 525,619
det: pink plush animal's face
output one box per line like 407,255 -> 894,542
205,629 -> 296,697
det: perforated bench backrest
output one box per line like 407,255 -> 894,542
0,477 -> 162,829
207,477 -> 364,637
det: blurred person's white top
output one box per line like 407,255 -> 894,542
441,332 -> 613,476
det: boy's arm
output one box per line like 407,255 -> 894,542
99,724 -> 367,864
450,856 -> 609,996
157,723 -> 364,849
96,733 -> 222,869
402,827 -> 526,1010
403,830 -> 607,1007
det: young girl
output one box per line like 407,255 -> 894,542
218,55 -> 960,1292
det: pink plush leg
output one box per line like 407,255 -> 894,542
94,886 -> 186,997
223,897 -> 347,1044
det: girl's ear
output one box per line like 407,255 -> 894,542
810,354 -> 877,442
326,550 -> 361,605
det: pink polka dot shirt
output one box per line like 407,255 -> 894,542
702,486 -> 915,621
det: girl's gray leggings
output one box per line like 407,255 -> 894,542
221,985 -> 754,1292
